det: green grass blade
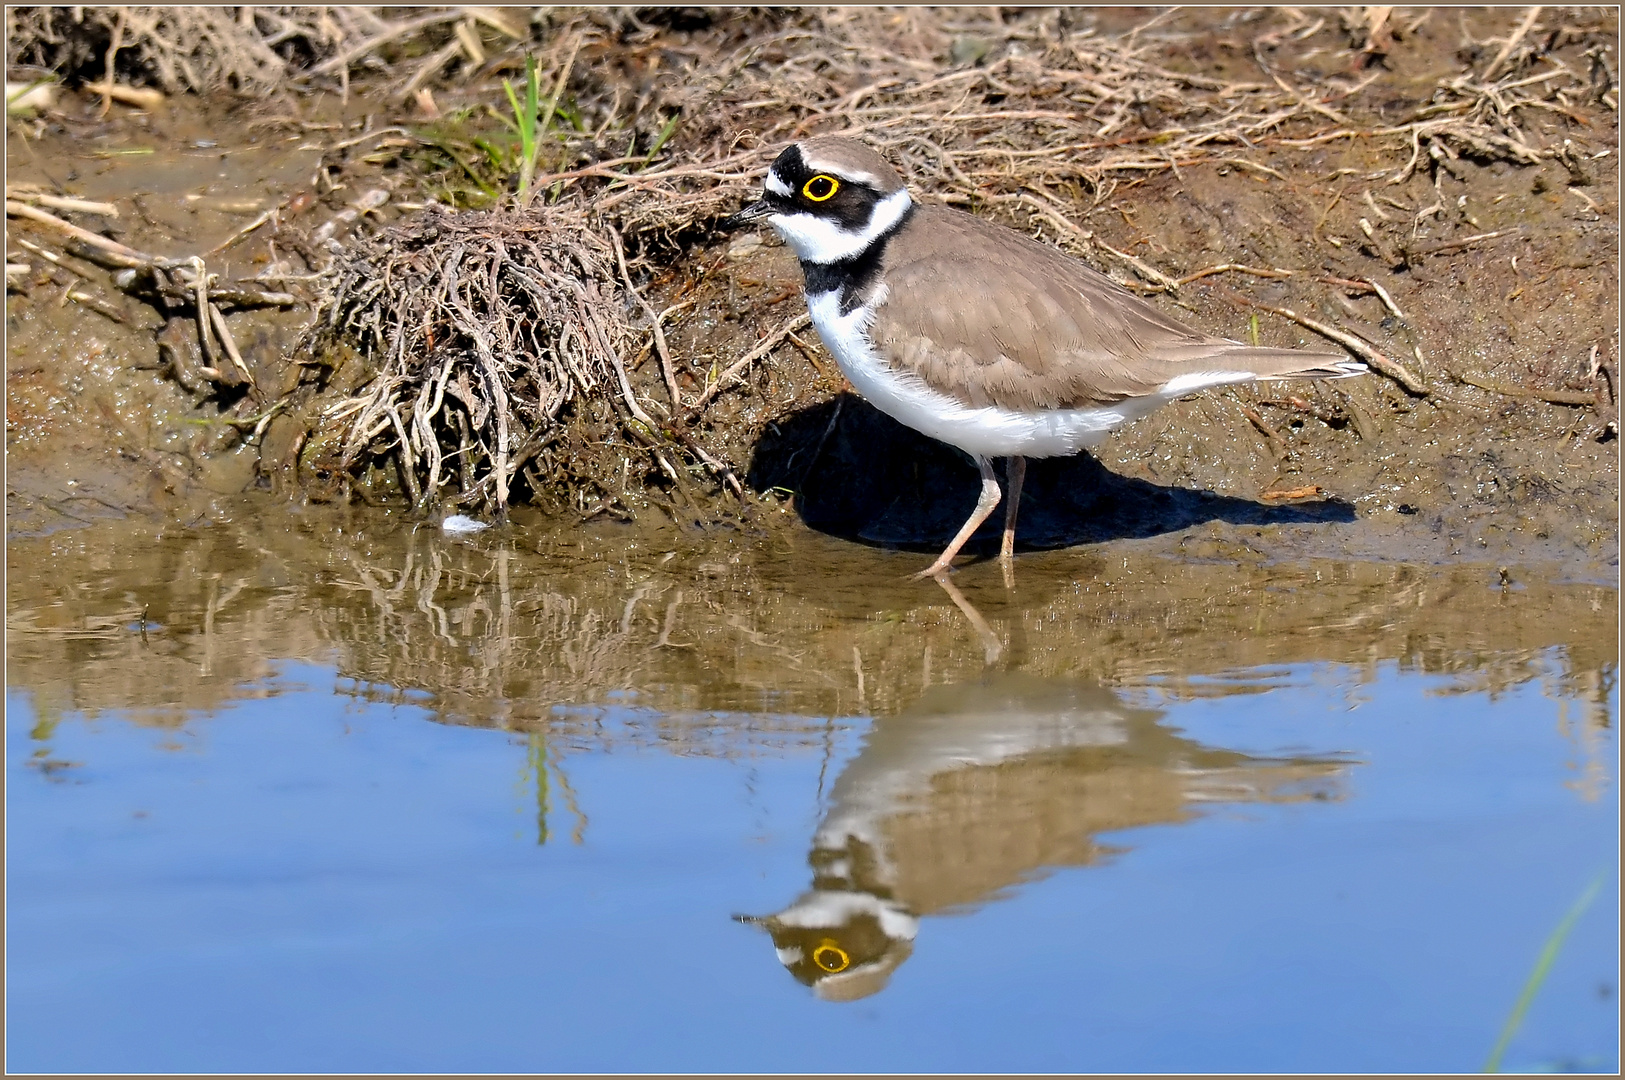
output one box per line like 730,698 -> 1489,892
525,54 -> 541,132
644,113 -> 680,164
470,135 -> 511,171
502,79 -> 524,137
516,55 -> 544,203
6,76 -> 56,110
504,75 -> 534,198
1483,871 -> 1609,1073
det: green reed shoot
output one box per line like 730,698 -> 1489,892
502,55 -> 543,204
1483,870 -> 1609,1073
645,113 -> 680,162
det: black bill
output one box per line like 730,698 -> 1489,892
720,199 -> 773,229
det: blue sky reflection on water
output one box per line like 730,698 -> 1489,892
5,657 -> 1616,1074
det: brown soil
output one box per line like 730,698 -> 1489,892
6,7 -> 1619,583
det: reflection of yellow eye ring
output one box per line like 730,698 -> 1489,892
812,939 -> 850,973
802,175 -> 840,202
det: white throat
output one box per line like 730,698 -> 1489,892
769,188 -> 913,264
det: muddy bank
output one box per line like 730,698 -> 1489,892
5,7 -> 1619,581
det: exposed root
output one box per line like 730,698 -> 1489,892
307,202 -> 732,518
4,6 -> 523,98
4,202 -> 290,397
8,6 -> 293,95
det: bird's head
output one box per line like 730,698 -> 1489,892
723,136 -> 914,264
736,887 -> 919,1002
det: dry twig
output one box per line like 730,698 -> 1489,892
688,314 -> 812,413
1453,370 -> 1597,407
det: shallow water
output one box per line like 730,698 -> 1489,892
6,502 -> 1618,1073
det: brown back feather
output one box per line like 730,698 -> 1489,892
868,204 -> 1349,411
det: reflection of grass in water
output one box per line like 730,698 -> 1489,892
524,733 -> 588,846
526,734 -> 550,846
1483,871 -> 1609,1073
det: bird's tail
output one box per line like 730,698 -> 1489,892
1189,343 -> 1367,380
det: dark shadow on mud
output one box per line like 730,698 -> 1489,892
744,395 -> 1356,555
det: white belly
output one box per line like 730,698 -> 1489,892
806,289 -> 1164,460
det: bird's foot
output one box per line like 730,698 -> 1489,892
909,561 -> 955,582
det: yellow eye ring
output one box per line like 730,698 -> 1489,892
802,175 -> 840,202
812,939 -> 850,973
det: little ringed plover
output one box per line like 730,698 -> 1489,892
724,136 -> 1366,578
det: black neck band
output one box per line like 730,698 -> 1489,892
800,201 -> 915,314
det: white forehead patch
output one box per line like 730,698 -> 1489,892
799,155 -> 886,189
770,889 -> 920,941
764,171 -> 792,197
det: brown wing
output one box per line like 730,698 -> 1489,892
870,204 -> 1349,411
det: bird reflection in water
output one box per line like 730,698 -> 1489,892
739,672 -> 1351,1002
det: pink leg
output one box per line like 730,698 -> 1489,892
912,457 -> 1001,579
1000,455 -> 1026,562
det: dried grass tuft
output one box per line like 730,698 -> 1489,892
4,6 -> 513,97
308,203 -> 713,519
10,6 -> 299,94
577,7 -> 1616,270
